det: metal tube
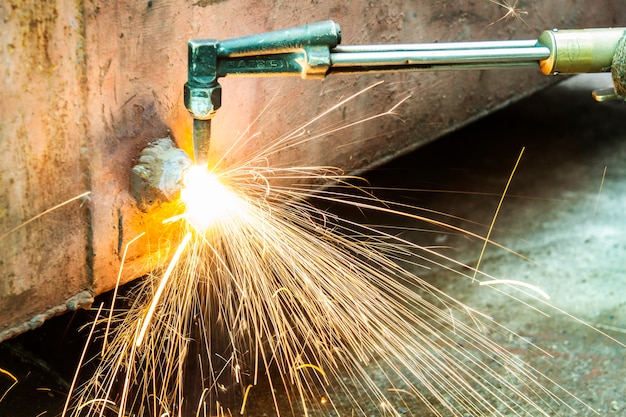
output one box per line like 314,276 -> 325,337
327,61 -> 541,76
330,43 -> 551,69
332,39 -> 541,52
217,20 -> 341,57
193,119 -> 212,165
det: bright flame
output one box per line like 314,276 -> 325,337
180,165 -> 243,230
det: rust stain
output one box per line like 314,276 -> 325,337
194,0 -> 228,7
9,0 -> 59,72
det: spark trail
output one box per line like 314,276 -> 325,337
66,84 -> 589,417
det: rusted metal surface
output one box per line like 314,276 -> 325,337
1,0 -> 624,340
0,0 -> 91,340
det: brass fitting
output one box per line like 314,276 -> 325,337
538,28 -> 626,75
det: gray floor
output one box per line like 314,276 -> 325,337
0,75 -> 624,416
372,74 -> 626,416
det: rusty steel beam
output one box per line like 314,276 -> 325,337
1,0 -> 624,340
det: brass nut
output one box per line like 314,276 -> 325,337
184,84 -> 222,119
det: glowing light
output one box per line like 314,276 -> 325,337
180,165 -> 244,230
135,232 -> 192,347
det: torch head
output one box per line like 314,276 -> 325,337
184,39 -> 222,165
183,21 -> 343,164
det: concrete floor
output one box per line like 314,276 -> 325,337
0,74 -> 624,416
364,73 -> 626,416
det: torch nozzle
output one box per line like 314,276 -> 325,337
193,119 -> 212,166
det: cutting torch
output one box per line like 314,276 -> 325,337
184,20 -> 626,164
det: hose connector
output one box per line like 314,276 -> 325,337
538,28 -> 626,75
